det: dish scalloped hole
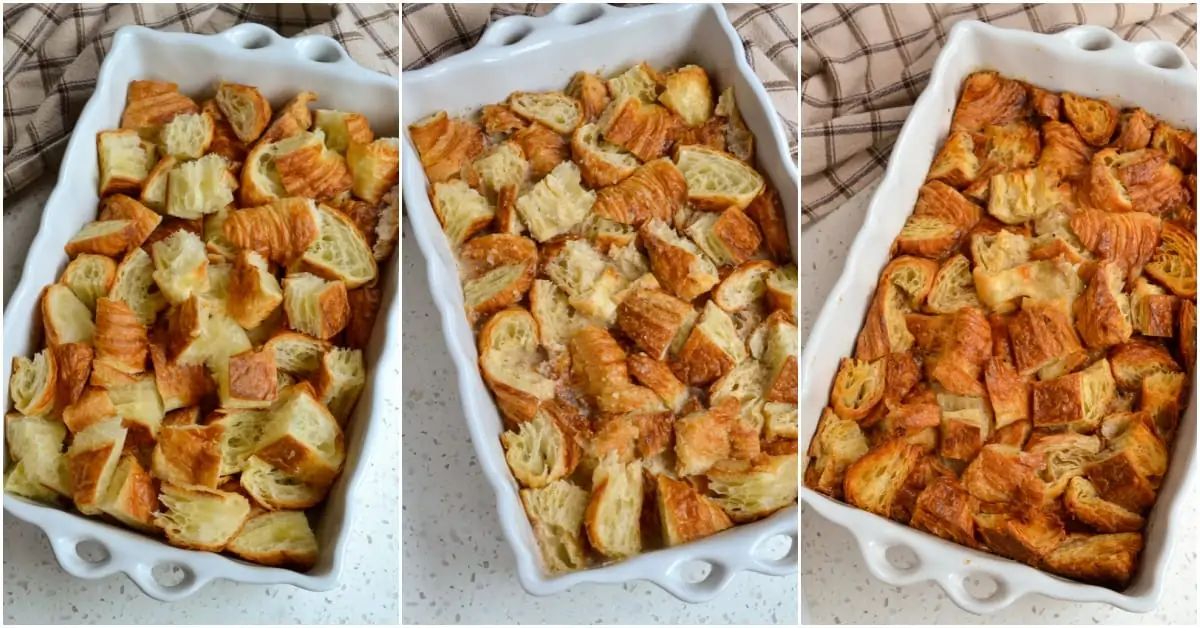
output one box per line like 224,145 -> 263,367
677,559 -> 713,584
884,544 -> 920,572
75,539 -> 110,565
1136,43 -> 1186,70
300,39 -> 343,63
498,25 -> 532,46
962,572 -> 1000,601
1071,29 -> 1117,51
562,4 -> 605,25
151,562 -> 195,589
752,533 -> 795,563
232,30 -> 272,50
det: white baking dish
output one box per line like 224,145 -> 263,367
800,20 -> 1197,615
402,2 -> 798,603
1,23 -> 399,601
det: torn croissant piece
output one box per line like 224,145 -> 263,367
1030,359 -> 1115,432
712,260 -> 776,312
508,91 -> 583,135
640,219 -> 719,301
167,153 -> 238,219
1026,84 -> 1060,120
853,256 -> 939,361
478,308 -> 555,425
1130,276 -> 1179,337
93,298 -> 148,376
346,138 -> 399,205
120,80 -> 199,136
984,358 -> 1028,430
9,350 -> 57,418
64,220 -> 140,259
1149,121 -> 1197,171
228,250 -> 283,330
431,180 -> 496,249
1062,91 -> 1118,146
1140,371 -> 1186,443
97,129 -> 157,197
464,262 -> 536,325
223,197 -> 321,266
253,382 -> 346,486
685,207 -> 764,267
566,72 -> 611,123
282,273 -> 349,341
671,302 -> 747,386
925,254 -> 983,314
1180,300 -> 1196,372
597,96 -> 679,162
42,284 -> 96,347
519,480 -> 589,573
744,186 -> 792,264
843,438 -> 923,517
929,307 -> 991,397
68,418 -> 128,515
152,422 -> 224,489
313,107 -> 376,156
1108,341 -> 1182,391
1144,220 -> 1197,298
299,203 -> 378,289
1068,209 -> 1161,278
1038,120 -> 1094,181
215,82 -> 272,144
458,233 -> 538,282
52,342 -> 93,412
592,158 -> 686,226
909,476 -> 979,548
99,194 -> 162,252
1073,261 -> 1133,349
926,130 -> 980,188
896,181 -> 981,258
200,98 -> 249,166
1097,148 -> 1186,215
1025,430 -> 1101,500
514,161 -> 595,243
511,122 -> 568,180
408,111 -> 485,184
961,443 -> 1045,504
271,130 -> 353,202
627,353 -> 688,413
804,407 -> 869,498
1043,532 -> 1143,588
949,71 -> 1028,133
1113,108 -> 1156,151
829,357 -> 885,421
988,166 -> 1069,225
61,253 -> 117,315
673,144 -> 765,211
1064,476 -> 1145,533
158,111 -> 214,160
480,104 -> 528,136
973,506 -> 1065,566
570,123 -> 638,189
673,399 -> 736,476
214,348 -> 278,410
149,340 -> 211,412
655,474 -> 733,546
260,91 -> 320,144
616,289 -> 697,361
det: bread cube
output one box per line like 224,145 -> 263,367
167,153 -> 237,219
584,455 -> 643,559
314,109 -> 374,154
158,112 -> 213,160
239,455 -> 329,510
155,483 -> 251,551
97,129 -> 156,197
227,510 -> 319,570
253,384 -> 345,486
282,273 -> 349,340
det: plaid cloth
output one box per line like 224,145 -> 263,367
2,3 -> 399,197
402,3 -> 798,163
801,2 -> 1198,226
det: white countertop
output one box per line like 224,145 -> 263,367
800,181 -> 1199,625
2,178 -> 400,624
400,217 -> 798,624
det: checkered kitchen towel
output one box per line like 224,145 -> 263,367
2,3 -> 399,197
801,2 -> 1197,226
402,3 -> 798,163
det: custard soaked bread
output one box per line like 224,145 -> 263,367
808,71 -> 1197,590
412,59 -> 797,574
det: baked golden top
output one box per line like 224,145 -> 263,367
412,62 -> 799,574
808,70 -> 1196,590
5,78 -> 399,572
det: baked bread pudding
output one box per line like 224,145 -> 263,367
6,79 -> 399,571
411,61 -> 799,574
806,71 -> 1197,589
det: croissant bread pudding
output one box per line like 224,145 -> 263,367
410,61 -> 799,574
806,70 -> 1197,590
5,79 -> 399,571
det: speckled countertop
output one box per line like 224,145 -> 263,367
400,217 -> 798,624
800,181 -> 1199,625
2,178 -> 400,624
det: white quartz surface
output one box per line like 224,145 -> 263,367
400,217 -> 799,624
800,181 -> 1199,625
2,177 -> 400,624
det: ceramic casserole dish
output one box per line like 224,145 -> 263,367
402,2 -> 799,603
1,23 -> 400,602
801,20 -> 1197,615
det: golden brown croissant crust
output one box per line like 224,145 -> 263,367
409,111 -> 485,183
592,159 -> 686,226
511,122 -> 568,179
223,198 -> 321,265
121,80 -> 199,132
950,72 -> 1028,134
601,97 -> 680,162
815,71 -> 1196,591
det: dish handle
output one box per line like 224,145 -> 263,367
474,3 -> 625,50
640,529 -> 798,603
854,532 -> 1026,615
1053,24 -> 1196,73
46,532 -> 212,602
